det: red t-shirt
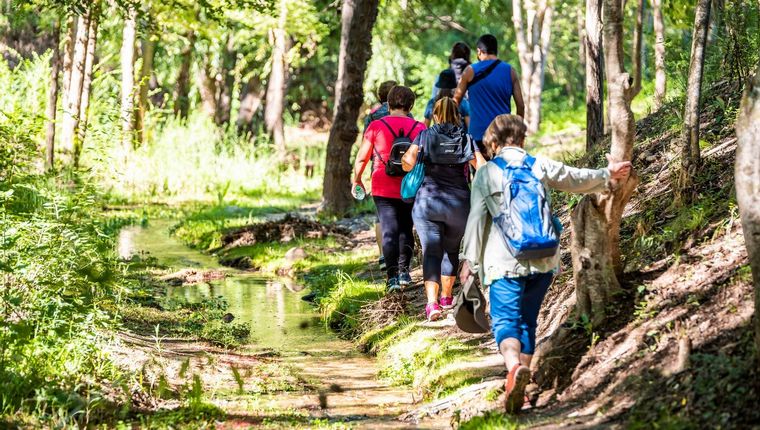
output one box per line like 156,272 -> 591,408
364,116 -> 425,199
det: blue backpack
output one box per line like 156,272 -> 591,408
491,155 -> 559,259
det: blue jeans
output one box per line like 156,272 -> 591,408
490,273 -> 554,354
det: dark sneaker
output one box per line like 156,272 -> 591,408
505,364 -> 531,414
378,256 -> 386,271
425,303 -> 443,321
398,272 -> 412,286
439,296 -> 454,309
386,276 -> 401,293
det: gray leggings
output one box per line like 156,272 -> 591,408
412,196 -> 470,284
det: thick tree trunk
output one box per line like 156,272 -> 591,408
265,0 -> 289,158
680,0 -> 712,198
572,0 -> 639,325
585,0 -> 605,151
45,20 -> 61,171
513,0 -> 552,134
120,6 -> 136,151
75,9 -> 98,166
237,75 -> 264,135
735,62 -> 760,372
61,15 -> 76,111
631,0 -> 645,97
215,34 -> 237,126
137,36 -> 156,146
321,0 -> 379,216
198,60 -> 218,117
60,13 -> 89,160
652,0 -> 666,109
174,31 -> 195,120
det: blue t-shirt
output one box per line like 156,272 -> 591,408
467,60 -> 513,141
424,98 -> 470,130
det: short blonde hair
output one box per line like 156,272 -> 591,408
483,114 -> 527,158
432,97 -> 461,126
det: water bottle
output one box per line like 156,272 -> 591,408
353,185 -> 366,201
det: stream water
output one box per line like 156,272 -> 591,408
117,220 -> 438,429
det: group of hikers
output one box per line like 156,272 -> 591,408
350,34 -> 633,412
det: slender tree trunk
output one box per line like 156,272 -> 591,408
45,19 -> 61,171
578,8 -> 586,65
585,0 -> 605,151
237,75 -> 264,135
512,0 -> 533,96
735,61 -> 760,373
321,0 -> 379,215
652,0 -> 666,109
174,31 -> 195,120
60,12 -> 89,161
265,0 -> 289,159
198,60 -> 218,117
215,34 -> 237,126
513,0 -> 552,134
571,0 -> 639,325
75,8 -> 98,166
680,0 -> 712,199
631,0 -> 645,97
120,6 -> 136,151
526,4 -> 552,133
61,15 -> 76,111
137,36 -> 156,146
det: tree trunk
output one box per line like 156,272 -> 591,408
265,0 -> 289,159
512,0 -> 533,97
60,12 -> 89,160
75,8 -> 98,166
174,31 -> 195,120
679,0 -> 712,199
215,34 -> 237,126
237,75 -> 265,135
45,19 -> 61,171
198,60 -> 218,117
585,0 -> 605,151
61,15 -> 76,111
320,0 -> 379,216
631,0 -> 645,97
120,6 -> 137,151
652,0 -> 666,109
571,0 -> 639,325
137,36 -> 156,146
578,7 -> 586,65
735,62 -> 760,372
525,4 -> 553,134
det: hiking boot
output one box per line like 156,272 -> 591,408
386,276 -> 402,293
425,303 -> 443,321
439,296 -> 454,309
398,272 -> 412,286
378,256 -> 386,271
505,364 -> 531,414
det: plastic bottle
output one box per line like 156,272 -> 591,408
353,184 -> 366,201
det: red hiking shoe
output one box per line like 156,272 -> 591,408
505,364 -> 531,413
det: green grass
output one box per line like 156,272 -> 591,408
458,411 -> 521,430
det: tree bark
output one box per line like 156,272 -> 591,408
60,12 -> 89,160
320,0 -> 379,216
174,31 -> 195,120
735,61 -> 760,373
198,59 -> 218,117
680,0 -> 712,199
215,34 -> 237,126
45,19 -> 61,171
571,0 -> 639,325
137,36 -> 156,146
75,7 -> 98,166
585,0 -> 605,151
525,3 -> 553,134
265,0 -> 289,159
61,15 -> 76,114
237,75 -> 265,135
631,0 -> 645,97
120,5 -> 137,151
652,0 -> 666,109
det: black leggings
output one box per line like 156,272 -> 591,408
412,196 -> 469,284
374,196 -> 415,279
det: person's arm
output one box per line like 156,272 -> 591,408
460,166 -> 490,282
540,154 -> 632,193
402,144 -> 419,172
424,118 -> 432,127
454,66 -> 474,105
511,67 -> 525,119
351,131 -> 375,194
464,115 -> 470,128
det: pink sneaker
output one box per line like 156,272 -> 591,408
439,296 -> 454,309
425,303 -> 442,321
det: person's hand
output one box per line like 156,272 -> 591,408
459,260 -> 473,285
351,180 -> 365,199
606,154 -> 633,181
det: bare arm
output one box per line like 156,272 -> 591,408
454,66 -> 474,104
401,144 -> 419,172
352,135 -> 373,186
511,68 -> 525,118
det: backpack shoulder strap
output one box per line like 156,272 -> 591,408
379,118 -> 398,139
491,156 -> 508,170
468,60 -> 502,89
524,154 -> 536,169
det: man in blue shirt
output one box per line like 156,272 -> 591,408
454,34 -> 525,158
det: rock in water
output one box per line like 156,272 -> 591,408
222,313 -> 234,323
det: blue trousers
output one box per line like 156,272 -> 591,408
490,272 -> 554,354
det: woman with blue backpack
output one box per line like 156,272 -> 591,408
401,97 -> 485,321
459,115 -> 632,413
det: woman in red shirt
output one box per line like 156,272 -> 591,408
352,86 -> 425,292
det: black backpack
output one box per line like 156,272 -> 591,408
424,125 -> 474,166
374,119 -> 422,177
